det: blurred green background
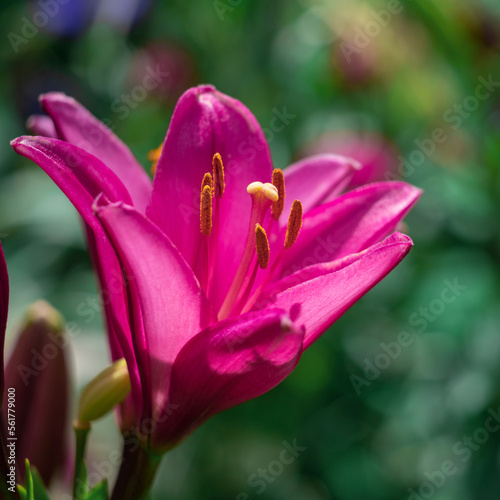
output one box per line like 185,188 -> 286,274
1,0 -> 500,499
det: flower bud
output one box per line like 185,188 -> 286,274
76,358 -> 131,429
2,300 -> 70,486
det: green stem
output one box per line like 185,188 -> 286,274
72,425 -> 90,500
111,437 -> 161,500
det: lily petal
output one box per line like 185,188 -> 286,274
281,181 -> 422,277
147,85 -> 274,310
10,136 -> 142,416
0,244 -> 9,404
152,308 -> 304,450
262,232 -> 413,349
40,92 -> 152,212
11,136 -> 133,219
96,202 -> 213,421
26,114 -> 58,138
283,154 -> 359,216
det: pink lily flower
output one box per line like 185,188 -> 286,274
12,85 -> 421,452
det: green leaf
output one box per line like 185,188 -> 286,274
17,462 -> 51,500
24,460 -> 34,500
84,480 -> 109,500
73,426 -> 91,500
31,469 -> 51,500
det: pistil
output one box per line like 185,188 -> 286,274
230,224 -> 270,317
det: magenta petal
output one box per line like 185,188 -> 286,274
40,92 -> 152,212
11,136 -> 134,218
281,181 -> 422,276
263,233 -> 413,349
96,202 -> 213,421
283,154 -> 359,216
152,308 -> 304,450
0,244 -> 9,403
26,115 -> 58,138
147,85 -> 274,310
10,136 -> 143,415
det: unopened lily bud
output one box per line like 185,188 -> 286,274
2,300 -> 70,486
76,358 -> 131,429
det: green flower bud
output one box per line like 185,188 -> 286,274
76,358 -> 131,429
3,300 -> 70,486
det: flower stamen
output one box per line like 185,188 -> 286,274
212,153 -> 225,198
147,144 -> 163,176
202,172 -> 213,191
255,224 -> 270,269
200,185 -> 213,236
284,200 -> 303,249
271,169 -> 285,220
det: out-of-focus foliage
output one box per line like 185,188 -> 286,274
1,0 -> 500,499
